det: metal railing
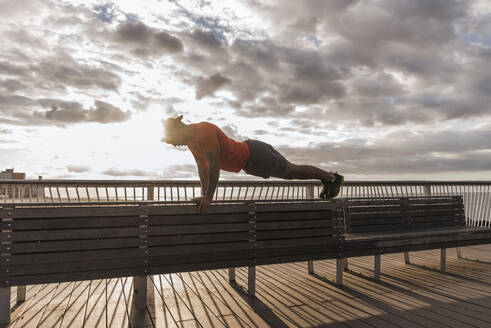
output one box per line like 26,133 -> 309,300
1,179 -> 490,227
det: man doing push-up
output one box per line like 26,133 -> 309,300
162,115 -> 344,214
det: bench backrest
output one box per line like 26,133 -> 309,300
407,196 -> 465,229
344,196 -> 465,234
1,200 -> 344,287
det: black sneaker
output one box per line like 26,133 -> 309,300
328,172 -> 344,198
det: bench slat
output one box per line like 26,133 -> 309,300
255,210 -> 342,221
0,237 -> 142,254
409,204 -> 464,211
147,232 -> 251,246
2,216 -> 141,230
255,201 -> 340,213
148,213 -> 250,225
0,227 -> 143,242
256,219 -> 335,230
256,228 -> 338,240
148,222 -> 249,235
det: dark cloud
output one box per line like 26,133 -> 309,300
66,165 -> 90,173
0,53 -> 122,93
195,73 -> 231,99
130,95 -> 186,112
33,54 -> 122,91
190,29 -> 224,51
0,61 -> 30,77
276,126 -> 491,174
161,164 -> 197,179
102,168 -> 153,177
169,0 -> 491,130
37,100 -> 131,124
0,79 -> 27,92
0,95 -> 130,126
113,21 -> 183,57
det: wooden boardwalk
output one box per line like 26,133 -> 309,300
5,245 -> 491,328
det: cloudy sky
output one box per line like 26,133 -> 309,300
1,0 -> 490,181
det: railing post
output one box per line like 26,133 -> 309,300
147,185 -> 154,201
424,184 -> 431,197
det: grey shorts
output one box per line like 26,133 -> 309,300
243,139 -> 288,178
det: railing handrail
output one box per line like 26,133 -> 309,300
1,179 -> 491,185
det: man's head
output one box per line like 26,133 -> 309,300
162,114 -> 190,146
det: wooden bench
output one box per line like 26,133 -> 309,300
0,199 -> 344,324
323,196 -> 491,284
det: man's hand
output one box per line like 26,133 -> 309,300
192,196 -> 212,215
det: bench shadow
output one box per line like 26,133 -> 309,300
406,262 -> 491,287
458,256 -> 491,265
229,281 -> 290,328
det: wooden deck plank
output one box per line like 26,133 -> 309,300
163,274 -> 226,328
147,276 -> 179,328
5,244 -> 491,328
59,280 -> 90,328
120,277 -> 154,328
9,284 -> 44,327
37,282 -> 73,328
153,274 -> 197,324
13,283 -> 58,328
177,272 -> 234,317
83,280 -> 106,328
106,278 -> 131,328
190,270 -> 272,327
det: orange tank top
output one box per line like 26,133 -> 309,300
187,122 -> 250,173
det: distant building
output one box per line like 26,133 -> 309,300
0,168 -> 26,180
0,168 -> 44,200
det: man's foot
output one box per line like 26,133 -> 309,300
328,172 -> 344,198
319,180 -> 332,199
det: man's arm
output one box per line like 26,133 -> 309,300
205,146 -> 220,199
192,146 -> 220,214
193,155 -> 209,197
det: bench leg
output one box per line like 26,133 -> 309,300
456,247 -> 463,259
374,255 -> 381,280
308,260 -> 314,274
343,258 -> 349,271
228,268 -> 236,283
0,287 -> 10,325
441,248 -> 446,272
17,285 -> 26,303
404,252 -> 410,264
336,258 -> 344,286
248,266 -> 256,297
134,276 -> 147,309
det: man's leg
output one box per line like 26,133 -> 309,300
274,162 -> 343,199
277,162 -> 335,181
